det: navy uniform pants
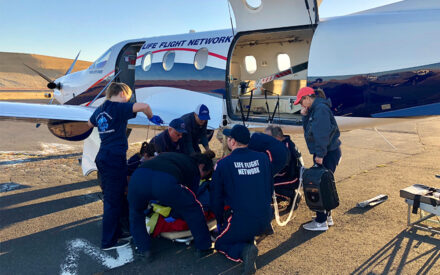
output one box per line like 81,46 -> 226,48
95,149 -> 128,249
128,168 -> 212,252
314,147 -> 342,223
215,213 -> 271,262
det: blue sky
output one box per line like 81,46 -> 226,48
0,0 -> 401,61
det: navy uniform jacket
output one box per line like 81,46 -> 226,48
248,132 -> 289,176
150,129 -> 184,154
180,112 -> 208,154
89,101 -> 136,155
302,97 -> 341,158
274,135 -> 303,183
211,148 -> 273,225
139,152 -> 200,194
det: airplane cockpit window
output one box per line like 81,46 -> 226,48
89,48 -> 111,70
277,53 -> 291,71
163,51 -> 175,71
245,0 -> 262,10
142,52 -> 152,71
244,56 -> 257,74
194,47 -> 209,70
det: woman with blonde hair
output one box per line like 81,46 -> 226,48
88,82 -> 163,250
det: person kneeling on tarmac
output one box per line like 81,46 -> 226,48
211,125 -> 273,275
264,125 -> 304,211
128,152 -> 215,262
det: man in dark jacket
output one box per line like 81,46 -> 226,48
248,132 -> 289,177
264,125 -> 303,210
211,125 -> 273,274
180,104 -> 211,154
128,152 -> 214,261
150,118 -> 186,154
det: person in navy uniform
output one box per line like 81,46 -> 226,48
294,86 -> 342,231
127,141 -> 157,177
248,132 -> 289,177
180,104 -> 211,154
264,125 -> 303,210
128,152 -> 215,261
88,82 -> 163,250
150,118 -> 186,154
211,125 -> 273,275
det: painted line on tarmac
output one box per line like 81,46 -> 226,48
60,238 -> 133,275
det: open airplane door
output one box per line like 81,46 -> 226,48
225,0 -> 323,130
228,0 -> 321,32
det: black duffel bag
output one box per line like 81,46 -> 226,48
302,164 -> 339,211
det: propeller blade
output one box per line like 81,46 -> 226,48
23,63 -> 53,83
65,51 -> 81,75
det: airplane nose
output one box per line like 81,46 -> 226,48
47,82 -> 61,90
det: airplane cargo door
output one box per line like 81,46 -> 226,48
225,0 -> 321,126
228,0 -> 321,32
115,42 -> 144,102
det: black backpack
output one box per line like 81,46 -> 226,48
302,164 -> 339,211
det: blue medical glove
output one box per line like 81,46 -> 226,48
149,115 -> 163,125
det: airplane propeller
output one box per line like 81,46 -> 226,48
23,50 -> 81,91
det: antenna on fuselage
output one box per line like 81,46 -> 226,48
227,0 -> 235,36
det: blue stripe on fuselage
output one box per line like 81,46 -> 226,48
309,62 -> 440,118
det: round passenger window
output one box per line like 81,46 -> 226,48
141,52 -> 152,71
245,0 -> 262,10
194,48 -> 209,70
244,56 -> 257,74
277,53 -> 291,71
163,51 -> 175,71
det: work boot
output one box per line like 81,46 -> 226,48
195,248 -> 214,259
241,243 -> 258,275
134,249 -> 153,263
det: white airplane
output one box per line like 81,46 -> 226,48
1,0 -> 439,176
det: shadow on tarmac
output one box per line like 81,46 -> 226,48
352,229 -> 440,275
0,179 -> 97,208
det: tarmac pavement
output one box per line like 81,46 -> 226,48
1,116 -> 439,274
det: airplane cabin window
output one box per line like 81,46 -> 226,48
163,51 -> 175,71
277,53 -> 291,71
244,55 -> 257,74
142,52 -> 152,71
194,47 -> 209,70
245,0 -> 262,10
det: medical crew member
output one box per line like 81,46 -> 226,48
127,141 -> 156,177
128,152 -> 214,261
294,86 -> 342,231
180,104 -> 211,154
88,82 -> 163,250
150,118 -> 186,154
211,125 -> 273,275
265,125 -> 303,209
248,132 -> 289,177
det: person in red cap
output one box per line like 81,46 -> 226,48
294,87 -> 342,231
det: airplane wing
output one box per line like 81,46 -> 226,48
0,101 -> 222,129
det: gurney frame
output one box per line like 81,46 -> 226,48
404,199 -> 440,234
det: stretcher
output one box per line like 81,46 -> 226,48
400,184 -> 440,234
160,219 -> 217,245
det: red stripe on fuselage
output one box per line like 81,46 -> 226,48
137,48 -> 227,61
85,70 -> 115,106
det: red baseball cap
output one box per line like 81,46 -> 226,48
294,87 -> 315,105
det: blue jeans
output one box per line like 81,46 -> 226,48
314,147 -> 341,223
